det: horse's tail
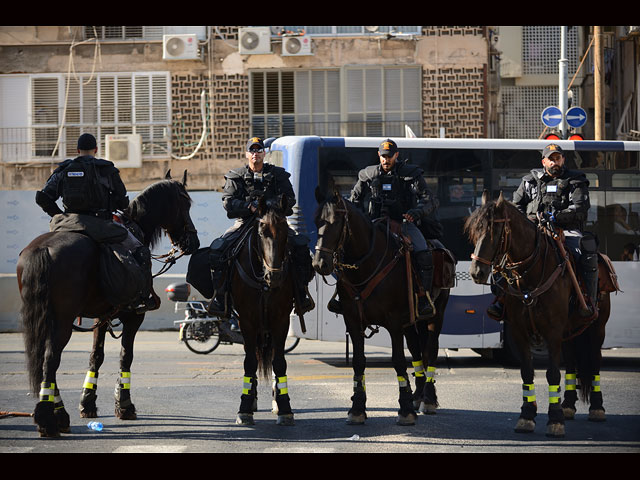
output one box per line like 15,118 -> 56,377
256,331 -> 273,381
20,247 -> 55,396
572,323 -> 596,403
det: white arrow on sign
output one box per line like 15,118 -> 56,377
567,112 -> 586,122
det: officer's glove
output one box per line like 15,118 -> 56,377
405,208 -> 423,222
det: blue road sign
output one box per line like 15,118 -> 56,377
541,106 -> 563,128
566,106 -> 587,128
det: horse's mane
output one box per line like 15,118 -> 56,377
464,197 -> 528,245
125,179 -> 192,249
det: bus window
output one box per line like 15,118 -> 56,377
599,190 -> 640,261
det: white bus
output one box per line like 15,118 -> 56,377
266,136 -> 640,360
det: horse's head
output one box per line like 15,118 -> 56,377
162,170 -> 200,255
255,193 -> 290,288
312,186 -> 347,276
464,190 -> 510,284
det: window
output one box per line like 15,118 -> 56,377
278,26 -> 421,36
249,66 -> 421,138
0,72 -> 170,162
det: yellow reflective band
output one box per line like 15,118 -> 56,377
522,383 -> 536,403
397,375 -> 408,387
83,370 -> 98,390
242,376 -> 253,395
119,371 -> 131,390
353,375 -> 366,392
426,366 -> 436,383
412,360 -> 425,377
565,373 -> 577,391
549,385 -> 561,404
39,382 -> 56,402
592,375 -> 601,392
275,376 -> 288,395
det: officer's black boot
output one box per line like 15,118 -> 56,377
207,269 -> 230,319
415,250 -> 435,318
327,291 -> 343,314
292,243 -> 315,314
579,252 -> 599,317
486,297 -> 505,320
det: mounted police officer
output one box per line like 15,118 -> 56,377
487,143 -> 597,319
329,139 -> 439,318
207,137 -> 315,318
35,133 -> 156,312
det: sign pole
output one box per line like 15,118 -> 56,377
559,26 -> 569,139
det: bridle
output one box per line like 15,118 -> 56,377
470,205 -> 565,305
255,214 -> 290,280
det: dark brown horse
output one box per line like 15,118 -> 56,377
231,194 -> 299,426
312,187 -> 451,425
465,191 -> 613,437
17,171 -> 199,437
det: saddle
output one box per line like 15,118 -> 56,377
49,212 -> 151,309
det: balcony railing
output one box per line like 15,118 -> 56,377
249,119 -> 423,140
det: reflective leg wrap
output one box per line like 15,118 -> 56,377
565,373 -> 577,392
83,370 -> 98,390
549,385 -> 561,404
522,383 -> 536,403
397,375 -> 409,389
53,388 -> 65,411
426,366 -> 436,383
115,371 -> 132,408
39,382 -> 55,403
242,376 -> 257,396
412,360 -> 425,378
591,375 -> 601,393
353,375 -> 366,393
273,376 -> 289,396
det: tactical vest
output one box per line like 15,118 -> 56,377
61,158 -> 109,215
369,172 -> 412,221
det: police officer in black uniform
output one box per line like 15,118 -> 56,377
487,143 -> 597,319
35,133 -> 156,312
36,133 -> 129,218
207,137 -> 314,318
329,139 -> 439,318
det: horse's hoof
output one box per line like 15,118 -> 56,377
588,409 -> 606,422
277,414 -> 295,426
236,413 -> 255,426
419,402 -> 437,415
514,418 -> 536,433
115,407 -> 137,420
562,407 -> 576,420
272,399 -> 278,414
396,412 -> 417,426
79,410 -> 98,419
37,425 -> 60,438
346,413 -> 366,425
546,422 -> 565,438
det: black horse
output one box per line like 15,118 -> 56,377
465,191 -> 615,437
312,187 -> 451,425
231,194 -> 300,426
17,171 -> 199,437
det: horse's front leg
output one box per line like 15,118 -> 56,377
271,320 -> 294,426
237,327 -> 259,426
391,326 -> 416,426
404,322 -> 426,410
509,318 -> 537,433
420,303 -> 444,415
561,339 -> 578,420
346,318 -> 367,425
114,312 -> 144,420
79,319 -> 108,418
545,337 -> 565,438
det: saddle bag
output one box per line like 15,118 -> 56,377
432,247 -> 457,289
597,252 -> 622,293
186,247 -> 215,299
98,243 -> 148,307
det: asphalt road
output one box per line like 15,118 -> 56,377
1,331 -> 639,453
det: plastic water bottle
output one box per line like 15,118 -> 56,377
87,421 -> 103,432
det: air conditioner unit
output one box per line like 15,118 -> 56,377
163,34 -> 199,60
281,35 -> 312,56
238,27 -> 271,55
105,134 -> 142,169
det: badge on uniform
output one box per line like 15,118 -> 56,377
546,185 -> 557,193
67,172 -> 84,177
382,184 -> 392,191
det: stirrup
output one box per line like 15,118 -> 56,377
486,301 -> 504,321
327,298 -> 343,314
